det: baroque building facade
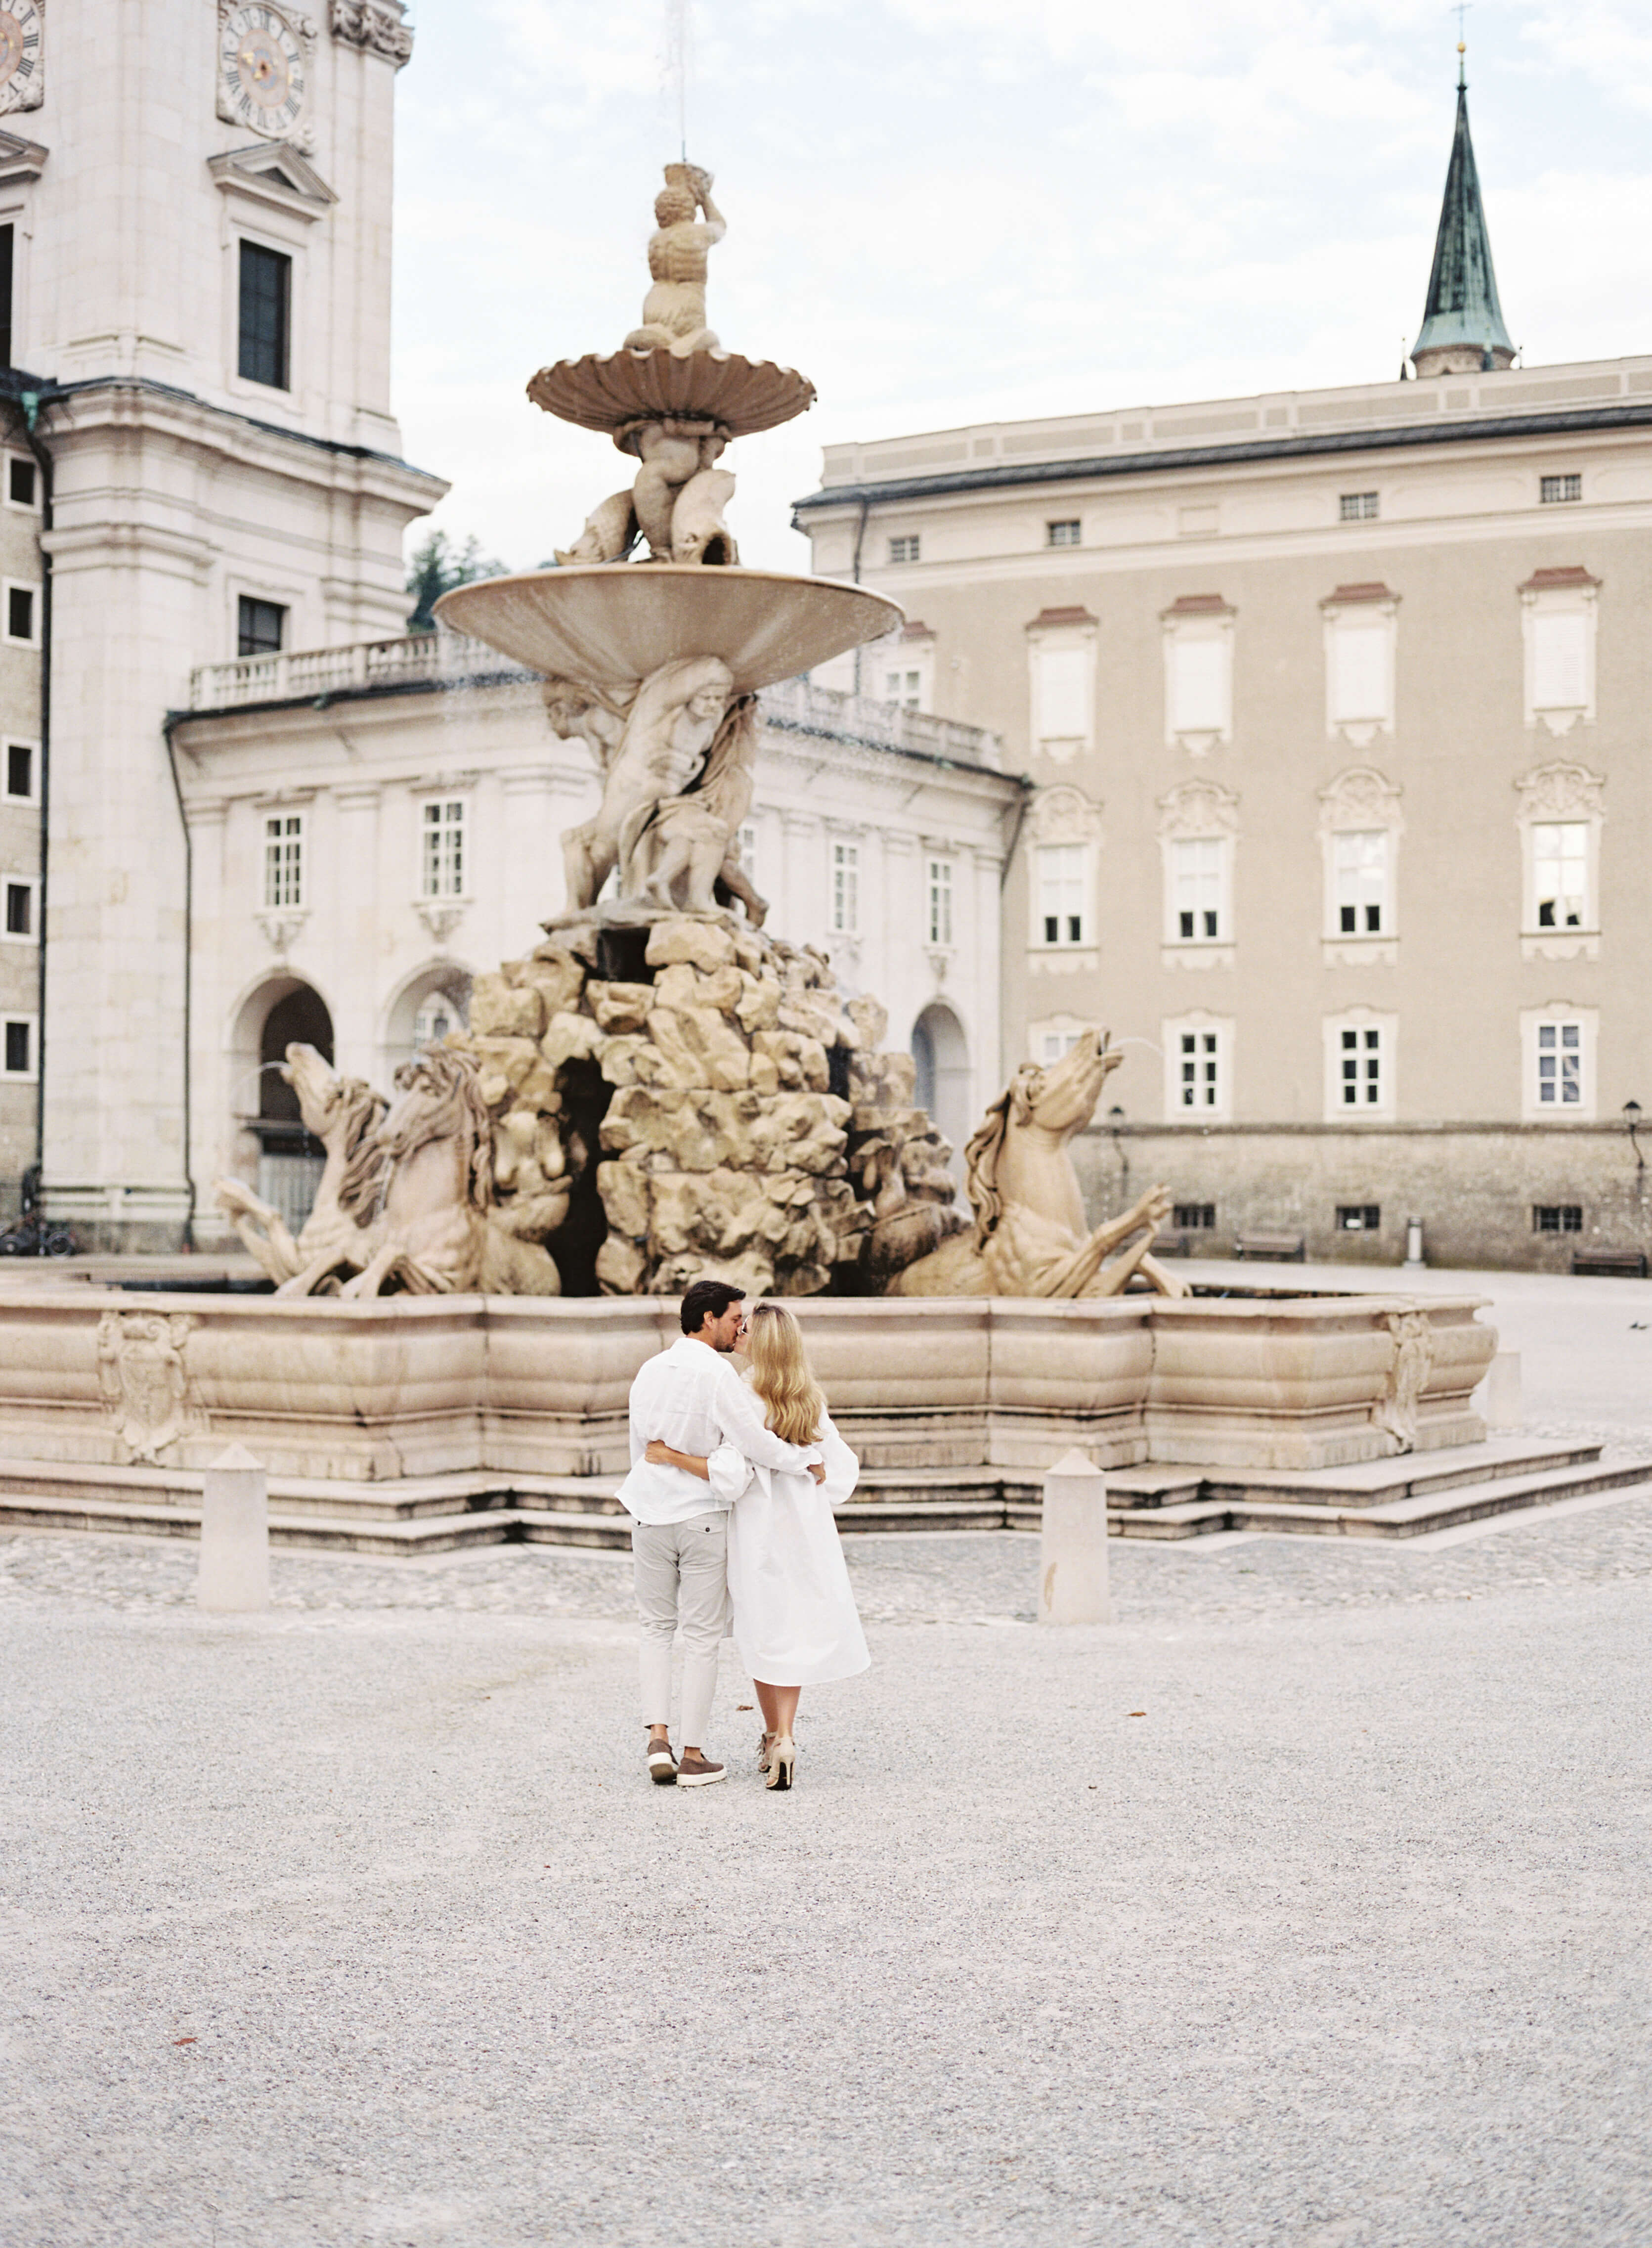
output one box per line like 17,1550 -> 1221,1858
796,76 -> 1652,1270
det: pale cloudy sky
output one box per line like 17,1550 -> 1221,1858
390,1 -> 1652,575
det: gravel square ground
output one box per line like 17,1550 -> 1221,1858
2,1261 -> 1651,2246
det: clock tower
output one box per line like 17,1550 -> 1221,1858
7,0 -> 444,1245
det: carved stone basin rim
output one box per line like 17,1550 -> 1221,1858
435,566 -> 904,694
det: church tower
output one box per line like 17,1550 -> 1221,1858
1411,45 -> 1515,380
9,1 -> 445,1246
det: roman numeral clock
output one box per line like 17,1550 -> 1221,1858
0,0 -> 43,116
217,0 -> 315,151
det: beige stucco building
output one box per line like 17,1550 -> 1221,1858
796,84 -> 1652,1270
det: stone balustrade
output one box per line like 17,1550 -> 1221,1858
186,636 -> 1006,770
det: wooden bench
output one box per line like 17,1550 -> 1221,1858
1149,1231 -> 1191,1258
1570,1249 -> 1649,1278
1233,1232 -> 1306,1263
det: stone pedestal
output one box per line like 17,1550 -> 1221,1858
1038,1448 -> 1112,1626
197,1443 -> 270,1612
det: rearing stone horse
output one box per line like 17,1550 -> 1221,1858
888,1030 -> 1188,1298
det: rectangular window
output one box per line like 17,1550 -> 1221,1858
421,799 -> 466,899
1540,473 -> 1582,505
5,455 -> 36,509
737,822 -> 757,882
1169,637 -> 1227,734
1173,1201 -> 1216,1230
1036,843 -> 1085,946
238,240 -> 292,390
4,584 -> 35,644
1336,1204 -> 1381,1232
1334,830 -> 1388,934
4,879 -> 32,936
237,595 -> 286,658
883,667 -> 922,708
3,1016 -> 33,1076
831,840 -> 859,933
1533,1203 -> 1583,1233
1532,822 -> 1587,928
263,813 -> 304,910
1531,612 -> 1588,710
1177,1030 -> 1221,1111
926,857 -> 953,947
1331,622 -> 1388,724
1035,645 -> 1088,740
1041,1030 -> 1082,1063
887,535 -> 920,565
1536,1020 -> 1582,1107
1339,491 -> 1379,522
1172,837 -> 1223,941
1046,519 -> 1082,547
0,223 -> 12,370
1339,1025 -> 1383,1107
5,742 -> 31,799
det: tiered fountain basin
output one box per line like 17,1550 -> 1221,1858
0,1282 -> 1494,1483
8,1282 -> 1644,1550
436,565 -> 900,692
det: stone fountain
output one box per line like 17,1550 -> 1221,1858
3,161 -> 1630,1554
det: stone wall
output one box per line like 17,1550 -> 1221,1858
1073,1123 -> 1652,1272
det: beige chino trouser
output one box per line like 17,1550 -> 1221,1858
631,1512 -> 728,1749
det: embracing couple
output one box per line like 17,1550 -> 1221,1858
617,1277 -> 869,1792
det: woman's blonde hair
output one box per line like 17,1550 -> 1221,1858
745,1303 -> 827,1447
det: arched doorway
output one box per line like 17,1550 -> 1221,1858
911,1001 -> 971,1190
255,983 -> 334,1234
383,965 -> 472,1081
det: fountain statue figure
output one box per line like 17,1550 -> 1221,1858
889,1031 -> 1190,1299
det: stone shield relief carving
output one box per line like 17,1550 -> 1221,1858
96,1312 -> 209,1463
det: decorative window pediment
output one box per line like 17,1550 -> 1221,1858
1027,785 -> 1102,845
209,142 -> 338,222
0,132 -> 47,186
1157,778 -> 1239,841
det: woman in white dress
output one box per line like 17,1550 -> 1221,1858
644,1303 -> 869,1790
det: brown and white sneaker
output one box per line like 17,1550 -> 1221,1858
676,1751 -> 727,1788
646,1739 -> 678,1786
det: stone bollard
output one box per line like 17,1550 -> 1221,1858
1037,1448 -> 1112,1626
1481,1350 -> 1523,1433
197,1443 -> 271,1613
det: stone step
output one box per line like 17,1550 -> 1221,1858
1109,1457 -> 1652,1542
1,1451 -> 1646,1553
1106,1438 -> 1603,1512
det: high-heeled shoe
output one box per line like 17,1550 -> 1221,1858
757,1730 -> 777,1772
765,1735 -> 795,1791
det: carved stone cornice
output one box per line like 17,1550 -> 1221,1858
1515,761 -> 1605,824
1157,778 -> 1239,839
330,0 -> 414,66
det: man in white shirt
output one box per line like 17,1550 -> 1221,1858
619,1277 -> 824,1788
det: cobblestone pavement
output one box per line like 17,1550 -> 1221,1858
4,1461 -> 1652,1632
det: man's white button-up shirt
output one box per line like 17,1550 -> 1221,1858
618,1336 -> 824,1526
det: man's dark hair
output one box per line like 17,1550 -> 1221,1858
680,1278 -> 745,1336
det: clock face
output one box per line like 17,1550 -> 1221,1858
0,0 -> 42,111
218,4 -> 307,138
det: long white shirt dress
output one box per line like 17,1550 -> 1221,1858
708,1406 -> 871,1689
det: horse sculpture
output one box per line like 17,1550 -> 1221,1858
217,1044 -> 387,1291
215,1044 -> 563,1299
887,1030 -> 1188,1299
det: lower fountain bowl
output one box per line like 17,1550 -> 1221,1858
435,565 -> 903,693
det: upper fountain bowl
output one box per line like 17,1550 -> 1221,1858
528,349 -> 817,440
435,565 -> 903,693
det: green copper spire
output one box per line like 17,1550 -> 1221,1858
1411,54 -> 1514,379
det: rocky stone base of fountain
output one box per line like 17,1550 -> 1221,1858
456,910 -> 964,1298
